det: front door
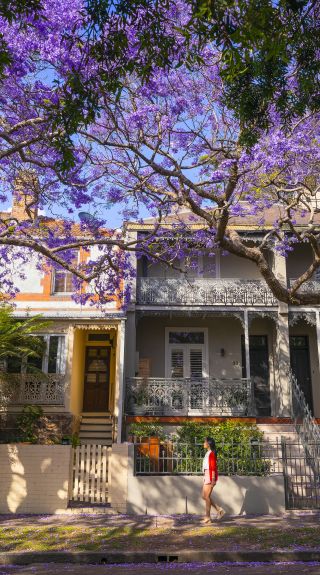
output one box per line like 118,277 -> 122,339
83,346 -> 110,412
289,335 -> 313,413
242,335 -> 271,416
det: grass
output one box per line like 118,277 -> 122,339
0,524 -> 320,552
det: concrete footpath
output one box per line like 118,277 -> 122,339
0,510 -> 319,529
0,512 -> 320,567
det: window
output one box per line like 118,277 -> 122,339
88,333 -> 111,342
166,328 -> 208,379
53,270 -> 74,293
169,331 -> 204,344
52,250 -> 78,294
6,335 -> 66,374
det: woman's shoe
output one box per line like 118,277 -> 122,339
201,516 -> 211,524
217,507 -> 225,520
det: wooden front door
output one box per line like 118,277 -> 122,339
83,346 -> 110,412
290,335 -> 313,414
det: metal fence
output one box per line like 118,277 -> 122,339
134,440 -> 283,476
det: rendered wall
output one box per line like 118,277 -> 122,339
109,444 -> 286,516
0,444 -> 71,514
136,316 -> 275,381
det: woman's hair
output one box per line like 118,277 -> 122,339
205,437 -> 217,455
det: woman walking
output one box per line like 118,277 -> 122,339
202,437 -> 225,523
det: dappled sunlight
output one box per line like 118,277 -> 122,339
0,445 -> 71,514
6,445 -> 26,513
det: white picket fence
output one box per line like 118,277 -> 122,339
71,444 -> 111,504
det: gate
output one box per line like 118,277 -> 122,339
282,439 -> 320,509
70,444 -> 111,504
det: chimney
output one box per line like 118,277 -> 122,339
11,171 -> 39,221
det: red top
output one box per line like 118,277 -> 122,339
208,451 -> 218,482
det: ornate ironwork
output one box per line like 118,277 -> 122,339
288,311 -> 317,327
137,278 -> 277,307
126,377 -> 253,416
0,373 -> 65,406
291,372 -> 320,479
289,280 -> 320,294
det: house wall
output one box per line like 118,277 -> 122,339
136,316 -> 275,381
0,444 -> 71,514
286,244 -> 314,279
220,253 -> 261,279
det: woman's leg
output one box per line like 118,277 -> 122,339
210,489 -> 221,513
203,484 -> 213,518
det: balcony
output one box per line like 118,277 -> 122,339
136,278 -> 277,307
0,373 -> 65,406
126,377 -> 252,417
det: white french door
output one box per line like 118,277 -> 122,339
166,328 -> 208,379
170,346 -> 204,379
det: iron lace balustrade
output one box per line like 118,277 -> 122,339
0,373 -> 65,406
126,377 -> 253,416
137,278 -> 277,306
291,373 -> 320,480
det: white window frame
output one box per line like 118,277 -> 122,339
165,327 -> 209,378
20,334 -> 66,374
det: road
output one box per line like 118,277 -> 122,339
1,563 -> 320,575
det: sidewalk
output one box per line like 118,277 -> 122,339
0,512 -> 319,560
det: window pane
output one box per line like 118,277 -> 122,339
290,336 -> 308,348
190,349 -> 203,379
53,269 -> 75,293
26,336 -> 45,372
54,271 -> 66,293
65,272 -> 74,292
169,331 -> 204,344
48,336 -> 59,373
88,333 -> 111,342
171,349 -> 184,378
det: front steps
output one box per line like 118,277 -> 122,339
257,423 -> 297,443
79,413 -> 113,446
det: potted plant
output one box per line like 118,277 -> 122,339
129,423 -> 166,471
130,379 -> 149,415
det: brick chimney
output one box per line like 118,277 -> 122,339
11,171 -> 39,221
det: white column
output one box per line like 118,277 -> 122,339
315,310 -> 320,376
114,319 -> 126,443
272,248 -> 291,416
244,310 -> 251,380
244,310 -> 252,412
275,311 -> 291,417
125,311 -> 137,378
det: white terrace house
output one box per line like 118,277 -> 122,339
124,220 -> 320,434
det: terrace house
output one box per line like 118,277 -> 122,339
124,211 -> 320,437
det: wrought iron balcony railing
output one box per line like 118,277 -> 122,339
0,373 -> 65,406
126,377 -> 253,417
136,278 -> 277,306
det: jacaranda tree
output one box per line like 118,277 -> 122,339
0,1 -> 320,307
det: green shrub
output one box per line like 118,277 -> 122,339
171,421 -> 270,476
128,422 -> 166,440
17,405 -> 43,443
